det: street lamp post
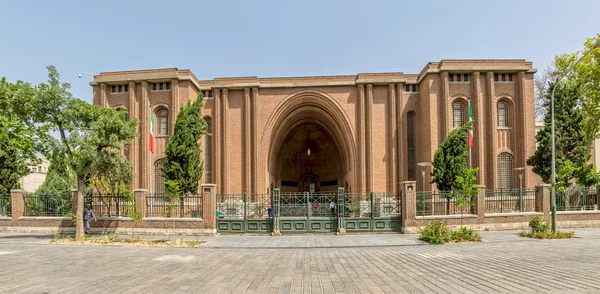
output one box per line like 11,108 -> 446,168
550,39 -> 600,233
417,162 -> 432,192
78,72 -> 97,78
515,167 -> 525,212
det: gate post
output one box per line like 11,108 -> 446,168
400,181 -> 417,233
535,184 -> 550,220
10,189 -> 26,225
201,184 -> 217,233
337,187 -> 346,235
272,188 -> 281,236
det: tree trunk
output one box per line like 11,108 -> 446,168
75,177 -> 85,242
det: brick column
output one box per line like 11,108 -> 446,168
251,88 -> 259,194
517,71 -> 528,186
387,84 -> 396,194
201,184 -> 217,231
366,84 -> 373,192
244,88 -> 251,193
400,181 -> 417,232
10,190 -> 25,223
440,72 -> 449,137
472,72 -> 485,185
100,84 -> 107,107
473,185 -> 486,220
128,82 -> 138,189
213,89 -> 221,194
140,81 -> 150,190
486,72 -> 497,189
71,189 -> 78,216
171,80 -> 180,135
396,84 -> 405,190
357,84 -> 366,192
535,184 -> 550,220
221,89 -> 229,194
134,189 -> 148,219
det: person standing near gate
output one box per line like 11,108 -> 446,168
329,200 -> 336,216
83,203 -> 97,235
267,200 -> 273,218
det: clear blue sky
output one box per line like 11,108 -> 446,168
1,0 -> 598,104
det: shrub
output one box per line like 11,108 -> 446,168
451,226 -> 482,242
418,221 -> 453,244
529,216 -> 549,234
519,216 -> 575,239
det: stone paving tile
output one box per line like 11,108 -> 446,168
1,231 -> 600,293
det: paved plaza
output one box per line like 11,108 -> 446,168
1,230 -> 600,293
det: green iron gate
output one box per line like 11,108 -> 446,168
216,188 -> 401,234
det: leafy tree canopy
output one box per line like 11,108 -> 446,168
431,121 -> 474,192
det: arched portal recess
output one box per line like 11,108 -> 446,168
266,92 -> 356,193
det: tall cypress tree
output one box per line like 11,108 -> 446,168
527,82 -> 593,188
163,93 -> 209,194
431,121 -> 473,191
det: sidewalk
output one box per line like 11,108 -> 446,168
2,228 -> 600,248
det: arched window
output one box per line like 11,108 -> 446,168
497,153 -> 514,189
157,109 -> 168,136
497,101 -> 509,127
204,117 -> 212,183
407,112 -> 416,180
154,159 -> 166,195
452,101 -> 465,129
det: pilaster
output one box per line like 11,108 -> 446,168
357,84 -> 366,193
100,84 -> 108,107
134,189 -> 148,219
221,89 -> 229,195
171,79 -> 179,135
10,189 -> 26,223
486,72 -> 497,189
535,184 -> 551,220
517,71 -> 528,186
400,181 -> 417,232
472,72 -> 485,185
387,84 -> 396,194
201,184 -> 217,232
128,82 -> 138,189
213,89 -> 221,194
365,84 -> 373,193
244,88 -> 251,193
396,84 -> 405,189
441,72 -> 449,137
251,88 -> 259,194
140,81 -> 150,190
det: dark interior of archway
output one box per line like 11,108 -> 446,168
276,123 -> 342,193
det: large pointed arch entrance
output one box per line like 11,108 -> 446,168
264,90 -> 356,233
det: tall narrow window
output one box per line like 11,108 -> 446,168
452,101 -> 465,129
157,109 -> 168,135
405,85 -> 410,92
497,101 -> 509,127
407,112 -> 416,181
497,153 -> 514,189
456,74 -> 461,82
154,159 -> 166,195
501,74 -> 506,82
494,74 -> 499,82
412,84 -> 417,92
449,74 -> 454,82
165,82 -> 170,90
508,74 -> 513,82
463,74 -> 469,82
204,117 -> 212,183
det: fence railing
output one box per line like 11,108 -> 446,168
416,191 -> 472,216
217,194 -> 272,219
345,192 -> 401,217
557,187 -> 599,211
146,195 -> 202,218
485,189 -> 536,213
86,195 -> 135,217
23,194 -> 72,217
0,194 -> 11,217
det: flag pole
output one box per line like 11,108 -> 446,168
468,97 -> 473,167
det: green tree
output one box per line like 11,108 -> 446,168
31,66 -> 138,241
163,93 -> 209,195
454,167 -> 480,226
431,121 -> 474,191
0,77 -> 48,194
554,34 -> 600,145
527,83 -> 593,188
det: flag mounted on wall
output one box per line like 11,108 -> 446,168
468,98 -> 474,148
149,107 -> 155,154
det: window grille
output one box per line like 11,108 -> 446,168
157,109 -> 168,135
154,159 -> 166,195
453,101 -> 465,129
497,101 -> 509,127
497,153 -> 514,189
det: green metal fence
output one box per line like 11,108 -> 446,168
0,194 -> 11,217
216,194 -> 272,219
23,194 -> 72,217
146,195 -> 202,218
86,195 -> 135,217
416,191 -> 471,216
557,187 -> 599,211
485,189 -> 536,213
278,192 -> 337,217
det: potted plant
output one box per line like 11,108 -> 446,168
346,203 -> 358,218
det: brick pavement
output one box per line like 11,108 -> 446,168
0,230 -> 600,293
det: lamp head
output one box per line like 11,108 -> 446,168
78,73 -> 82,78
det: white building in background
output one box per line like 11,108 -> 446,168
19,159 -> 50,193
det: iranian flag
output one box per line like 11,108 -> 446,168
467,98 -> 474,148
149,108 -> 155,154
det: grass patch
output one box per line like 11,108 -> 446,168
519,216 -> 575,239
418,221 -> 482,244
50,234 -> 204,247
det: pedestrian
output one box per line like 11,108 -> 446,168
267,200 -> 273,218
83,202 -> 97,235
329,200 -> 336,216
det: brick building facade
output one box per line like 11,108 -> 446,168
91,60 -> 536,195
